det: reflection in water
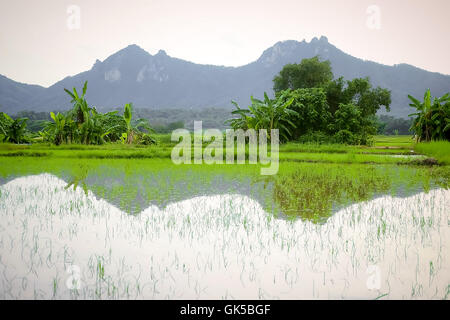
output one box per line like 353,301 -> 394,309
273,167 -> 392,222
0,174 -> 448,299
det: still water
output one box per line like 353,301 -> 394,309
0,173 -> 448,299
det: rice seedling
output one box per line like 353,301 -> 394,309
0,173 -> 448,299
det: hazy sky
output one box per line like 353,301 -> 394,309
1,0 -> 449,87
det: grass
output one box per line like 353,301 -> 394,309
278,152 -> 422,165
414,141 -> 450,165
373,135 -> 415,148
0,135 -> 423,165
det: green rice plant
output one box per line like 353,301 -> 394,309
414,141 -> 450,165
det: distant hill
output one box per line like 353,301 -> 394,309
1,36 -> 449,118
0,75 -> 46,114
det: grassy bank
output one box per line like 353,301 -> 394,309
0,135 -> 430,165
414,141 -> 450,165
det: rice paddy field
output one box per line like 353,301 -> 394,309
0,135 -> 449,299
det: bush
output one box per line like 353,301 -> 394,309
333,130 -> 358,145
296,130 -> 333,144
135,133 -> 157,145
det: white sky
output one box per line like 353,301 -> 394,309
1,0 -> 449,87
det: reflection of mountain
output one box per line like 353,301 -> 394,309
2,37 -> 450,118
0,166 -> 443,221
0,174 -> 448,299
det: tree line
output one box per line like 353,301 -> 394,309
227,56 -> 449,144
0,82 -> 156,145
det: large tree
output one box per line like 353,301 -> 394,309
325,77 -> 391,117
273,56 -> 333,92
276,88 -> 330,139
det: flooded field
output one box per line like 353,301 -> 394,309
0,157 -> 449,299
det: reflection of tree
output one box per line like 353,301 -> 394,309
65,164 -> 89,196
272,166 -> 391,223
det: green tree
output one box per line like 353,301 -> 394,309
325,77 -> 391,116
0,112 -> 29,144
276,88 -> 330,139
377,115 -> 413,135
329,103 -> 377,145
273,56 -> 333,92
121,102 -> 154,144
42,82 -> 155,145
408,89 -> 450,142
123,102 -> 134,144
227,92 -> 297,141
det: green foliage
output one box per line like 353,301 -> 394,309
0,112 -> 29,144
153,121 -> 185,133
233,58 -> 393,146
123,103 -> 134,144
330,104 -> 362,144
295,131 -> 334,144
325,77 -> 391,116
414,141 -> 450,165
376,115 -> 413,135
273,165 -> 392,222
135,133 -> 157,145
227,91 -> 297,141
273,56 -> 333,92
333,129 -> 359,145
331,103 -> 377,145
408,89 -> 450,142
121,103 -> 154,144
39,82 -> 155,146
14,111 -> 51,133
276,88 -> 330,139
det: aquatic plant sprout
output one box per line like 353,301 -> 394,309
0,174 -> 448,299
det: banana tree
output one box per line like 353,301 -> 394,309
123,102 -> 134,144
226,101 -> 252,130
122,103 -> 154,144
227,92 -> 297,141
50,112 -> 66,145
0,112 -> 12,142
0,112 -> 28,144
408,89 -> 450,142
65,81 -> 90,125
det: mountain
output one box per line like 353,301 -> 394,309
0,75 -> 46,114
1,36 -> 450,118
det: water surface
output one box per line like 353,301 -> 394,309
0,174 -> 448,299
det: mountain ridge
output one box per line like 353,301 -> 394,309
1,37 -> 450,118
